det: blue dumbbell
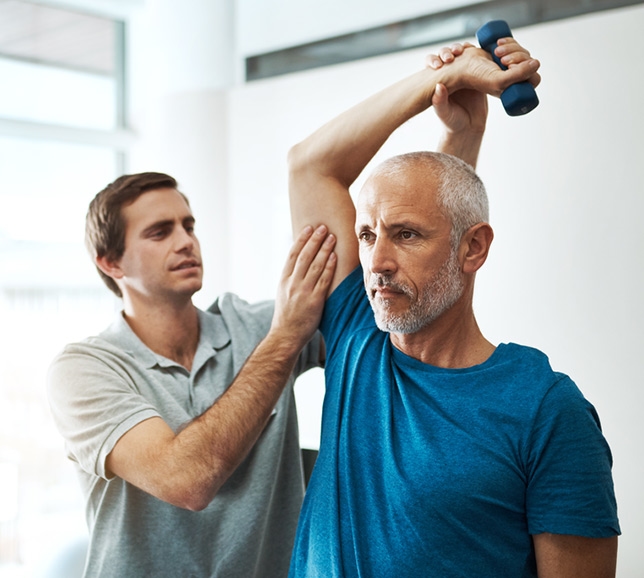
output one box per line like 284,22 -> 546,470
476,20 -> 539,116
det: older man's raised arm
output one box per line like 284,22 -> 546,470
288,40 -> 540,294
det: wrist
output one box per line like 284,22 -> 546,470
263,324 -> 308,361
430,61 -> 464,96
438,129 -> 484,170
440,120 -> 486,146
443,122 -> 486,141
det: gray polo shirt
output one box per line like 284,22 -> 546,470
47,292 -> 322,578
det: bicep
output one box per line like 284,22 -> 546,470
289,174 -> 359,294
533,533 -> 617,578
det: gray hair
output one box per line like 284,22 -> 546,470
370,151 -> 489,248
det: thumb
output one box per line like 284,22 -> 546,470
432,83 -> 450,117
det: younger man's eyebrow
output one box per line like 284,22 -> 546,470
141,219 -> 173,236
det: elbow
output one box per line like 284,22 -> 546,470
156,469 -> 226,512
287,141 -> 309,177
155,442 -> 238,511
165,481 -> 220,512
180,493 -> 212,513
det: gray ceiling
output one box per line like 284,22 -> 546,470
0,0 -> 117,74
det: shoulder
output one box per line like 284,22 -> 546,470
323,267 -> 372,331
328,266 -> 364,302
46,336 -> 145,407
502,343 -> 581,390
495,343 -> 562,385
207,292 -> 275,338
497,342 -> 552,367
320,267 -> 378,363
488,343 -> 590,420
495,345 -> 604,440
47,314 -> 157,396
49,333 -> 133,371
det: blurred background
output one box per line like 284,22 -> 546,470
0,0 -> 642,575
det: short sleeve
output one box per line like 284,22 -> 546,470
525,376 -> 620,537
47,342 -> 159,480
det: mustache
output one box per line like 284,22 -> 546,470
368,275 -> 414,298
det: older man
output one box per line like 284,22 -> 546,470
287,40 -> 619,577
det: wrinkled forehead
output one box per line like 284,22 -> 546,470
357,168 -> 443,221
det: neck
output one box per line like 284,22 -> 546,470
389,296 -> 495,369
122,296 -> 200,371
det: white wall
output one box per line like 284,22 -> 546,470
127,0 -> 235,301
224,5 -> 644,576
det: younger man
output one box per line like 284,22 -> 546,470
48,172 -> 336,577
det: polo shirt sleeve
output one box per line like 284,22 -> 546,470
47,340 -> 160,480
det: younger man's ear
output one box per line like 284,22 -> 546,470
95,255 -> 124,281
460,222 -> 494,274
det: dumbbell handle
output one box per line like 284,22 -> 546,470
476,20 -> 539,116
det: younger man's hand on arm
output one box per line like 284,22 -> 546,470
271,224 -> 336,346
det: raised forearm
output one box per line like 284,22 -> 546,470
290,43 -> 538,197
289,67 -> 443,290
289,67 -> 438,192
289,45 -> 539,291
437,123 -> 486,169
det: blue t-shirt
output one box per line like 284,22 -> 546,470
289,267 -> 619,578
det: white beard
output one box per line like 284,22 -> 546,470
367,249 -> 464,334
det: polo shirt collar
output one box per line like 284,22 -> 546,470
102,309 -> 231,370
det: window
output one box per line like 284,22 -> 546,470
0,0 -> 123,128
0,2 -> 127,576
0,56 -> 117,130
